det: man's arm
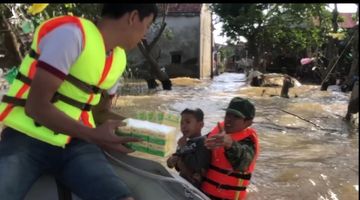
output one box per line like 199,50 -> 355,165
25,67 -> 138,153
204,124 -> 255,171
23,24 -> 138,153
92,92 -> 125,125
224,137 -> 255,171
26,67 -> 91,138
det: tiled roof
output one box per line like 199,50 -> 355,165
164,3 -> 202,13
312,12 -> 358,29
338,13 -> 357,28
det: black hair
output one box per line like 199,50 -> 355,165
181,108 -> 204,122
101,4 -> 158,22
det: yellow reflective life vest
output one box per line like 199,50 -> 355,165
0,16 -> 126,147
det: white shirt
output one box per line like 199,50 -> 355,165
37,24 -> 120,95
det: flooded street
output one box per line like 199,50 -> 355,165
114,72 -> 358,200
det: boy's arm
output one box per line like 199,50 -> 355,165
224,137 -> 255,171
177,158 -> 196,180
182,139 -> 212,172
166,155 -> 180,169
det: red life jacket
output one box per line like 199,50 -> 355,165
201,121 -> 259,200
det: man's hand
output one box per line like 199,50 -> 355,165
167,155 -> 179,168
205,122 -> 233,150
87,120 -> 141,153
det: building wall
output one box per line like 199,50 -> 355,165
157,16 -> 200,67
126,4 -> 213,79
199,4 -> 213,79
127,16 -> 201,78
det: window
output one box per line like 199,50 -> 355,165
170,51 -> 182,64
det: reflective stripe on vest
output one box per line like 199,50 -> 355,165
0,16 -> 85,122
201,122 -> 259,200
80,51 -> 114,128
0,16 -> 126,147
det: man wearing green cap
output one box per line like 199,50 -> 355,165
201,97 -> 259,200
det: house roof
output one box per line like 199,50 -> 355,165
312,12 -> 358,29
166,4 -> 202,13
338,13 -> 357,28
157,4 -> 203,17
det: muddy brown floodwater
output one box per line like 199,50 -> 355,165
114,72 -> 358,200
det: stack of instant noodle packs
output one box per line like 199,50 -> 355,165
117,111 -> 179,157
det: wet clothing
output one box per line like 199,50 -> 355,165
280,77 -> 294,98
201,122 -> 259,200
225,137 -> 256,171
173,136 -> 211,188
175,136 -> 211,172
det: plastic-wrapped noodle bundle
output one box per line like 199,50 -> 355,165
117,118 -> 176,157
136,111 -> 180,128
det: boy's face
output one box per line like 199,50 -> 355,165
224,112 -> 252,133
180,113 -> 204,138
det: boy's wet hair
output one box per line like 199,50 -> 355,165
101,4 -> 158,22
181,108 -> 204,122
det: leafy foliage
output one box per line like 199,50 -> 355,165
0,3 -> 103,58
211,3 -> 334,58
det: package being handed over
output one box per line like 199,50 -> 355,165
117,118 -> 176,157
136,111 -> 180,128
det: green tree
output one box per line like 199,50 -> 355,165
137,4 -> 172,90
0,3 -> 102,65
211,4 -> 270,71
344,7 -> 358,85
0,3 -> 172,90
211,3 -> 333,73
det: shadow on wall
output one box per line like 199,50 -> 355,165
165,64 -> 197,78
165,57 -> 199,78
125,58 -> 199,79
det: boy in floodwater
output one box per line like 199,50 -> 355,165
166,108 -> 211,188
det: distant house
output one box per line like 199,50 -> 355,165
127,3 -> 213,79
313,12 -> 358,29
338,13 -> 358,29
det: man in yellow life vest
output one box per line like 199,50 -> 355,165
0,4 -> 158,200
201,97 -> 259,200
